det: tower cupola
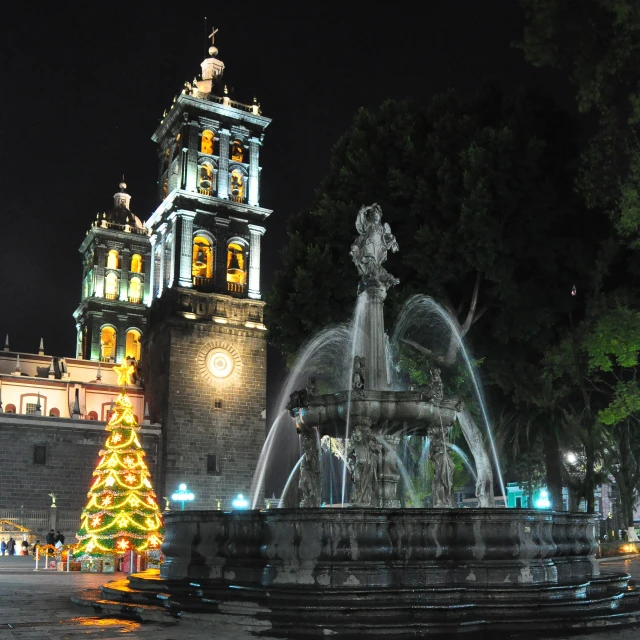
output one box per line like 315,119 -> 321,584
113,181 -> 131,211
196,27 -> 225,96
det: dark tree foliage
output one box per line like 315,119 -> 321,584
267,87 -> 606,507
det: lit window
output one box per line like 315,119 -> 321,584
126,329 -> 142,361
231,140 -> 243,162
192,235 -> 213,280
130,254 -> 143,273
101,326 -> 116,361
129,277 -> 142,303
199,163 -> 214,195
25,403 -> 38,416
230,170 -> 244,203
105,273 -> 118,299
226,242 -> 246,285
106,250 -> 119,269
201,130 -> 215,155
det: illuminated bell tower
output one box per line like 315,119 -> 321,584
74,182 -> 151,364
143,30 -> 271,507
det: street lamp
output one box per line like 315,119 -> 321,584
535,489 -> 551,509
232,494 -> 249,509
171,483 -> 194,510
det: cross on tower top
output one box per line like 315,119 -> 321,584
208,26 -> 219,45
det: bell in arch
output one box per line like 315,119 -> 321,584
194,246 -> 207,267
227,245 -> 245,283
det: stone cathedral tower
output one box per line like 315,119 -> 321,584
143,34 -> 271,506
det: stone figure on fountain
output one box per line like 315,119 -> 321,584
430,426 -> 456,508
352,356 -> 366,390
350,203 -> 399,290
348,420 -> 380,507
298,423 -> 322,508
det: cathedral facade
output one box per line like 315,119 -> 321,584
0,36 -> 269,521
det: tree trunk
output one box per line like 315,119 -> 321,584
543,428 -> 564,511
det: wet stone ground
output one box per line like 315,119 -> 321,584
0,555 -> 639,639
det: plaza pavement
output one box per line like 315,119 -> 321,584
0,554 -> 638,639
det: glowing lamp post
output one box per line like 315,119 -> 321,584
535,489 -> 551,510
171,483 -> 194,510
232,494 -> 249,510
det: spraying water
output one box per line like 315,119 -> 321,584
250,325 -> 352,508
375,435 -> 420,507
278,455 -> 305,508
341,294 -> 368,505
391,295 -> 506,504
447,443 -> 478,482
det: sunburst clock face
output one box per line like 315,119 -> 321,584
207,349 -> 234,378
197,341 -> 242,387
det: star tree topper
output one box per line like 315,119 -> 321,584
114,362 -> 135,387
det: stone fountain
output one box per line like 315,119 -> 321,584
287,202 -> 491,510
74,205 -> 640,636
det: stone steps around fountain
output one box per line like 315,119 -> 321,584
71,571 -> 640,636
71,588 -> 179,623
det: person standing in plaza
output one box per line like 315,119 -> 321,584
32,540 -> 39,556
21,539 -> 28,555
55,531 -> 65,545
7,537 -> 15,556
45,529 -> 55,546
0,539 -> 6,555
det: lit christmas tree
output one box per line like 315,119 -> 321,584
76,363 -> 164,556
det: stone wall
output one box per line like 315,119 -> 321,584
144,291 -> 267,509
0,414 -> 160,513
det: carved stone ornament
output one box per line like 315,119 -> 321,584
197,341 -> 242,388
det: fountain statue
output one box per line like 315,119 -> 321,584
287,204 -> 475,509
77,204 -> 640,637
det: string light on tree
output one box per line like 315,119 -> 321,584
75,363 -> 164,556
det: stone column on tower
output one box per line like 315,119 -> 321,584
248,225 -> 265,300
157,223 -> 167,299
248,137 -> 261,206
176,212 -> 195,288
218,129 -> 230,199
186,121 -> 200,193
94,243 -> 106,298
120,247 -> 131,301
148,235 -> 158,301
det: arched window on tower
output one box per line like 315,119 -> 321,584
100,326 -> 117,362
201,130 -> 215,155
129,277 -> 142,304
230,169 -> 245,203
105,272 -> 118,300
106,250 -> 119,270
231,140 -> 244,162
130,254 -> 142,273
126,329 -> 142,361
199,163 -> 214,195
226,242 -> 247,293
192,235 -> 214,289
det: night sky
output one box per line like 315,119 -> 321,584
0,1 -> 568,412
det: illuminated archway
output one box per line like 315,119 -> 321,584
199,163 -> 214,195
230,169 -> 245,203
126,329 -> 142,361
105,272 -> 118,299
100,326 -> 117,361
231,140 -> 243,162
106,250 -> 119,269
201,130 -> 214,155
192,235 -> 214,280
130,254 -> 142,273
226,241 -> 246,289
129,277 -> 142,303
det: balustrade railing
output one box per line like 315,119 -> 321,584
105,292 -> 118,300
193,276 -> 215,292
227,282 -> 245,294
230,194 -> 244,203
128,296 -> 141,304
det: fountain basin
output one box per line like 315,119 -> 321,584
160,508 -> 598,587
292,390 -> 459,436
